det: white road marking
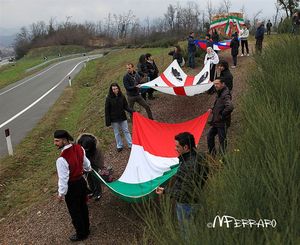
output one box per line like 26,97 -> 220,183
0,60 -> 87,129
0,56 -> 89,96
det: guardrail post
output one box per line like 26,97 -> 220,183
5,128 -> 14,156
68,76 -> 72,86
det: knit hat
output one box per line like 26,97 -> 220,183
54,130 -> 74,141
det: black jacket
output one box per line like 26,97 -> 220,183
105,93 -> 133,126
169,151 -> 209,204
145,61 -> 159,80
230,37 -> 240,56
255,25 -> 265,40
220,69 -> 233,91
168,50 -> 183,65
210,87 -> 234,127
123,71 -> 141,96
137,62 -> 149,77
187,35 -> 196,52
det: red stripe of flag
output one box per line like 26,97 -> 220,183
184,76 -> 194,86
173,87 -> 186,96
132,112 -> 210,157
160,73 -> 174,87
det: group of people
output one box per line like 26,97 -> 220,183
54,31 -> 237,241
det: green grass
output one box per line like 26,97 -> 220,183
0,47 -> 172,218
137,36 -> 300,244
0,45 -> 89,90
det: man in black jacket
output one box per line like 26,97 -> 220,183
266,20 -> 272,35
207,78 -> 234,156
230,32 -> 239,68
145,53 -> 159,100
123,63 -> 153,119
156,132 -> 209,231
218,60 -> 233,90
255,21 -> 265,53
187,32 -> 197,68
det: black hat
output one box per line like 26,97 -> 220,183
54,130 -> 74,141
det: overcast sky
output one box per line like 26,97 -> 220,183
1,0 -> 278,34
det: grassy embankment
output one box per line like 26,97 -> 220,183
0,45 -> 89,90
138,36 -> 300,244
0,47 -> 172,218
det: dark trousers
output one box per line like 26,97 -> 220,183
188,51 -> 196,68
267,29 -> 271,35
87,166 -> 102,197
141,88 -> 155,100
256,39 -> 263,53
128,94 -> 153,119
65,177 -> 90,238
241,40 -> 249,54
232,55 -> 237,66
207,126 -> 227,156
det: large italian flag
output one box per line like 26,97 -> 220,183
94,111 -> 210,202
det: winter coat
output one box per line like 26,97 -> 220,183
123,71 -> 141,96
137,62 -> 149,78
212,32 -> 220,42
187,35 -> 196,53
220,69 -> 233,91
105,93 -> 133,126
206,39 -> 214,49
210,87 -> 234,127
145,61 -> 159,80
255,25 -> 265,40
230,37 -> 240,56
169,151 -> 209,204
168,50 -> 184,66
239,29 -> 249,40
76,133 -> 104,170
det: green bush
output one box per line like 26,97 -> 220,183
278,18 -> 293,34
137,36 -> 300,244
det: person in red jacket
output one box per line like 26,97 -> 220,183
54,130 -> 91,242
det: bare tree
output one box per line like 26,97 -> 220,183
164,4 -> 176,31
223,0 -> 232,13
277,0 -> 300,17
206,0 -> 215,23
253,10 -> 263,28
274,2 -> 281,27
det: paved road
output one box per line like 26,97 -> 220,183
0,54 -> 103,156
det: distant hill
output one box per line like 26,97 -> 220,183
0,34 -> 16,48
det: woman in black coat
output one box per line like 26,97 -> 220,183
105,83 -> 133,152
168,45 -> 184,67
230,33 -> 240,68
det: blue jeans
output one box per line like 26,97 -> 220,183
188,51 -> 195,68
176,203 -> 199,240
111,120 -> 132,149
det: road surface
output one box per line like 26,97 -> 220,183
0,54 -> 103,156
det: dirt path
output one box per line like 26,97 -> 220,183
0,47 -> 254,245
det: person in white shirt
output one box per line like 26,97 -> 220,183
239,26 -> 250,56
204,47 -> 219,82
54,129 -> 91,242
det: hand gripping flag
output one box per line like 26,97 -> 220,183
140,60 -> 213,96
93,111 -> 210,202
